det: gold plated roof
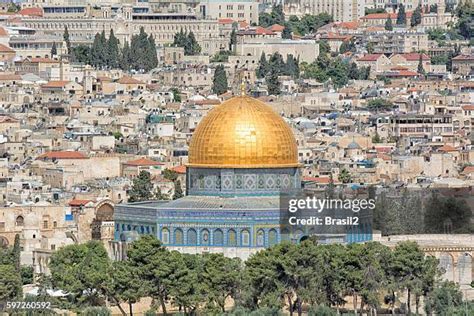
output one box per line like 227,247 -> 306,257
188,96 -> 298,168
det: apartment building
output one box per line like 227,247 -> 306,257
284,0 -> 365,22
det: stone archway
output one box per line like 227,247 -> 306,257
91,200 -> 114,240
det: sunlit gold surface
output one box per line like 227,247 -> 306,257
188,96 -> 298,168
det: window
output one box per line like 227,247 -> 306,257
16,216 -> 24,226
238,5 -> 244,10
187,228 -> 197,245
0,222 -> 5,231
214,229 -> 224,245
161,228 -> 169,244
53,221 -> 57,228
257,229 -> 264,246
201,229 -> 210,245
228,229 -> 237,246
268,229 -> 278,246
174,228 -> 183,245
43,221 -> 49,229
241,230 -> 250,246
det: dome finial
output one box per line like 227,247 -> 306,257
240,79 -> 246,96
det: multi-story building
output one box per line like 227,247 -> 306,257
284,0 -> 365,23
199,0 -> 259,24
365,29 -> 428,54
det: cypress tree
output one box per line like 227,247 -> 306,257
410,5 -> 422,27
63,26 -> 71,56
282,24 -> 292,39
229,28 -> 237,51
417,54 -> 425,74
13,234 -> 20,271
173,180 -> 184,200
147,34 -> 158,70
385,16 -> 393,31
50,42 -> 57,57
107,29 -> 120,69
266,68 -> 281,95
212,64 -> 228,95
120,41 -> 132,71
256,52 -> 268,78
186,31 -> 201,55
396,4 -> 407,25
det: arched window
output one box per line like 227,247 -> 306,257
268,229 -> 278,246
187,228 -> 197,245
201,229 -> 210,245
214,229 -> 223,246
457,253 -> 472,285
140,226 -> 145,234
174,228 -> 184,245
256,229 -> 264,247
15,216 -> 24,226
161,228 -> 169,244
241,230 -> 250,246
228,229 -> 237,246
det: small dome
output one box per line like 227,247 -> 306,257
347,141 -> 361,149
188,96 -> 298,168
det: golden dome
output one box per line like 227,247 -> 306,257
188,96 -> 298,168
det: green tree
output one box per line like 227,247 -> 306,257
12,234 -> 20,271
266,68 -> 281,95
424,193 -> 472,233
126,235 -> 169,315
170,87 -> 181,102
0,264 -> 22,301
339,38 -> 356,54
91,31 -> 107,68
367,98 -> 393,111
173,180 -> 184,200
7,2 -> 19,12
147,34 -> 158,70
128,171 -> 154,202
372,132 -> 382,143
63,26 -> 71,56
411,5 -> 422,27
425,281 -> 463,315
50,42 -> 57,57
49,241 -> 126,314
282,24 -> 292,39
82,307 -> 112,316
367,42 -> 375,54
154,186 -> 169,200
107,29 -> 120,69
20,265 -> 34,285
201,254 -> 242,312
230,27 -> 237,51
109,261 -> 145,316
162,169 -> 178,181
338,169 -> 351,183
396,4 -> 407,25
212,64 -> 228,95
455,0 -> 474,40
417,54 -> 425,74
385,16 -> 393,31
256,52 -> 269,79
180,31 -> 201,56
72,44 -> 91,65
120,41 -> 132,71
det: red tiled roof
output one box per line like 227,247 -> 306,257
18,7 -> 43,17
218,18 -> 234,25
125,158 -> 164,166
392,70 -> 419,77
461,105 -> 474,111
0,115 -> 19,123
461,166 -> 474,174
358,53 -> 384,61
41,80 -> 70,88
362,12 -> 413,20
0,44 -> 14,53
0,27 -> 8,36
303,176 -> 332,183
269,24 -> 285,32
37,151 -> 87,160
393,53 -> 430,61
171,165 -> 186,174
117,76 -> 144,85
68,199 -> 92,207
438,144 -> 457,152
452,54 -> 474,61
30,57 -> 59,63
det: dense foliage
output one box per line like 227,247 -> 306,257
71,27 -> 158,71
173,30 -> 202,56
212,65 -> 228,95
40,237 -> 463,316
